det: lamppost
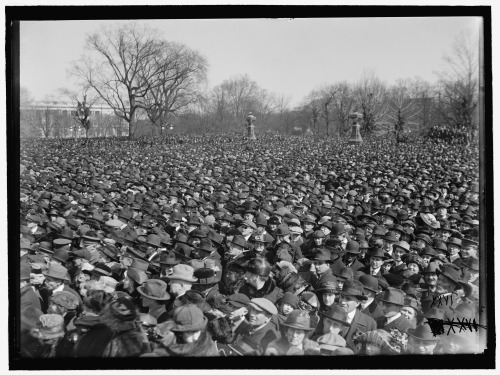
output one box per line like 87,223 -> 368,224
348,111 -> 363,145
246,112 -> 256,140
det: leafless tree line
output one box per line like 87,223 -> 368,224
20,23 -> 479,140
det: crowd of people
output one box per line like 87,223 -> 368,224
18,133 -> 482,358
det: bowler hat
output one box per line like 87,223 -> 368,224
137,279 -> 171,300
281,309 -> 314,331
345,240 -> 361,254
330,223 -> 346,236
379,287 -> 405,306
170,304 -> 208,332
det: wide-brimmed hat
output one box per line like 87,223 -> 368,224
319,304 -> 350,326
170,304 -> 208,332
281,309 -> 315,331
167,264 -> 198,283
420,213 -> 440,229
137,279 -> 171,300
379,287 -> 405,306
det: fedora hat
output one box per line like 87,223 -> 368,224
311,248 -> 334,263
461,257 -> 479,271
194,238 -> 214,254
339,279 -> 367,300
229,235 -> 250,249
358,274 -> 379,294
137,279 -> 171,300
382,231 -> 399,243
281,310 -> 315,331
379,287 -> 405,306
159,251 -> 179,265
407,324 -> 441,342
366,246 -> 389,260
193,267 -> 221,285
129,258 -> 149,272
145,234 -> 162,248
127,268 -> 148,285
319,304 -> 350,326
333,267 -> 354,281
436,265 -> 468,291
43,263 -> 70,281
170,304 -> 208,332
167,264 -> 198,283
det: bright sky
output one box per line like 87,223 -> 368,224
20,17 -> 481,107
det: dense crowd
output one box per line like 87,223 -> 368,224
18,133 -> 481,358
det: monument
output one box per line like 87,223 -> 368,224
246,112 -> 256,140
348,111 -> 363,144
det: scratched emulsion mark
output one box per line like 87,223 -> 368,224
431,294 -> 454,308
425,318 -> 487,336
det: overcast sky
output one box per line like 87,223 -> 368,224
20,17 -> 481,107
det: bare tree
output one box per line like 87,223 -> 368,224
59,86 -> 100,138
435,31 -> 479,142
330,82 -> 356,138
140,41 -> 208,133
354,69 -> 389,135
386,78 -> 421,134
70,23 -> 165,138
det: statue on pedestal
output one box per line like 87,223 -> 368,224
246,112 -> 256,141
